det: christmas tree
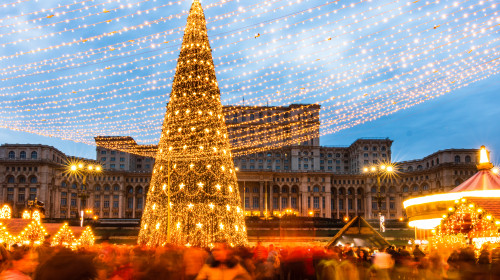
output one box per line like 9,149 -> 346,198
138,0 -> 248,247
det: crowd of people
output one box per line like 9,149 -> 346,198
0,241 -> 499,280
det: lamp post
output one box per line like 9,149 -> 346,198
66,161 -> 102,226
363,163 -> 394,232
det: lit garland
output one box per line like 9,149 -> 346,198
0,205 -> 11,219
16,220 -> 47,246
432,199 -> 500,251
138,0 -> 247,247
77,226 -> 95,247
51,223 -> 77,248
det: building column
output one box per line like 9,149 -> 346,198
396,194 -> 403,218
336,197 -> 340,219
118,193 -> 124,218
325,193 -> 331,218
367,195 -> 372,218
354,194 -> 358,216
269,185 -> 274,213
345,196 -> 348,217
132,196 -> 136,218
301,193 -> 307,216
259,182 -> 264,214
99,194 -> 104,217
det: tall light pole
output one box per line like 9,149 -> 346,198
363,163 -> 395,232
66,160 -> 102,226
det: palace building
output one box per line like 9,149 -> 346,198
0,105 -> 478,220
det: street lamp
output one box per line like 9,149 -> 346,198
363,162 -> 396,232
65,159 -> 102,226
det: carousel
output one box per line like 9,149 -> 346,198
404,146 -> 500,250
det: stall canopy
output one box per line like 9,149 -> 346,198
326,216 -> 390,249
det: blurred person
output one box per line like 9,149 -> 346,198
477,244 -> 491,280
491,246 -> 500,280
356,249 -> 371,280
109,247 -> 133,280
0,246 -> 38,280
0,245 -> 10,273
195,244 -> 251,280
34,250 -> 96,280
183,247 -> 208,280
372,247 -> 394,280
412,245 -> 425,261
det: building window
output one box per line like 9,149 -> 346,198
252,197 -> 259,209
104,201 -> 110,208
245,197 -> 250,209
128,198 -> 133,209
322,197 -> 326,209
19,176 -> 26,183
61,198 -> 67,206
357,199 -> 362,210
372,202 -> 377,209
29,177 -> 37,184
7,176 -> 14,183
273,198 -> 278,209
8,151 -> 15,159
101,157 -> 106,161
71,199 -> 76,206
101,151 -> 106,155
94,201 -> 100,208
348,199 -> 353,210
455,155 -> 461,163
18,194 -> 25,202
339,200 -> 344,210
30,151 -> 37,159
20,151 -> 26,159
282,197 -> 288,208
291,197 -> 297,209
137,198 -> 143,209
313,197 -> 320,209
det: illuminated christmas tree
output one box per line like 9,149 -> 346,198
138,0 -> 247,247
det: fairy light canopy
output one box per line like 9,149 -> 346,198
0,0 -> 497,154
404,145 -> 500,229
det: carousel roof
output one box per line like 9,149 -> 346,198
467,197 -> 500,219
451,169 -> 500,192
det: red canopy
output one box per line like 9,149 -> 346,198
451,170 -> 500,192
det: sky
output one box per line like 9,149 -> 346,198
0,0 -> 498,162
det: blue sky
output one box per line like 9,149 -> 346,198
0,0 -> 498,162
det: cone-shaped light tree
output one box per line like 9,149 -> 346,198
138,0 -> 248,247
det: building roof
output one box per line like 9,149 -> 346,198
451,169 -> 500,192
325,216 -> 390,248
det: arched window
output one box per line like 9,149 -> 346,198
282,186 -> 289,193
455,155 -> 461,163
417,165 -> 423,170
127,187 -> 134,194
313,186 -> 319,193
291,187 -> 298,194
371,187 -> 376,194
20,151 -> 26,159
104,185 -> 110,191
72,183 -> 77,189
455,179 -> 462,186
357,188 -> 363,195
18,176 -> 26,183
407,166 -> 413,171
339,188 -> 345,195
388,186 -> 396,193
31,151 -> 37,159
422,185 -> 429,191
136,187 -> 143,194
412,186 -> 419,192
8,151 -> 15,159
403,186 -> 409,193
347,188 -> 353,195
465,155 -> 471,163
273,186 -> 279,193
380,186 -> 386,193
113,185 -> 120,191
7,176 -> 15,183
29,176 -> 37,184
61,182 -> 67,188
